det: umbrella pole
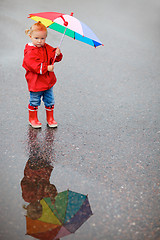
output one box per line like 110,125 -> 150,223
58,12 -> 73,48
58,27 -> 67,48
52,13 -> 74,65
52,27 -> 67,65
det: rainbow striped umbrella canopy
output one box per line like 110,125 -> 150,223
28,12 -> 103,48
26,190 -> 93,240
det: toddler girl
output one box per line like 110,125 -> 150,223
22,21 -> 63,128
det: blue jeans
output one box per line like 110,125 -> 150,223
29,87 -> 55,107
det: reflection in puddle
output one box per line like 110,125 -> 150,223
21,127 -> 93,239
25,190 -> 93,240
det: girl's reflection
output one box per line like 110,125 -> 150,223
21,127 -> 57,220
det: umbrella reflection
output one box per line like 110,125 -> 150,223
21,127 -> 92,240
25,190 -> 93,240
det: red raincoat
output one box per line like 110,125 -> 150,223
22,43 -> 63,92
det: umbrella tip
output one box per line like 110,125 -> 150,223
70,12 -> 74,16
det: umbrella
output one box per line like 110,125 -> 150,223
28,12 -> 103,48
26,189 -> 93,240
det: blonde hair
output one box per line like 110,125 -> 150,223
25,21 -> 47,36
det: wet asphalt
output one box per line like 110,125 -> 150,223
0,0 -> 160,239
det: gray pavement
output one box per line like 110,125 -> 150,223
0,0 -> 160,239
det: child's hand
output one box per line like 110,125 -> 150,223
55,47 -> 61,56
48,65 -> 54,72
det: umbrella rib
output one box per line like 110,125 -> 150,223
52,205 -> 64,224
63,189 -> 69,223
41,198 -> 63,225
65,194 -> 88,223
52,190 -> 69,224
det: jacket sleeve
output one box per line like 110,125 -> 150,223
23,49 -> 48,75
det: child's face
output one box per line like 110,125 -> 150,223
30,30 -> 47,47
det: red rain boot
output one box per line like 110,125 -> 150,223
45,105 -> 58,128
28,104 -> 42,128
